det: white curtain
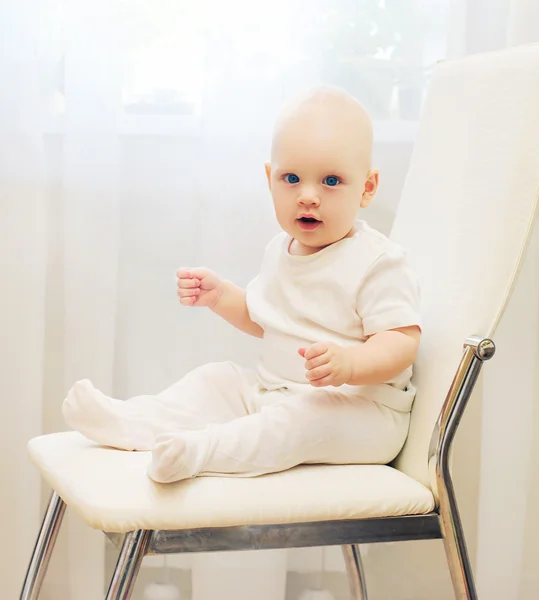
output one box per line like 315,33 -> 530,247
1,3 -> 47,598
1,1 -> 538,599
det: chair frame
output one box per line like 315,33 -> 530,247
20,336 -> 495,600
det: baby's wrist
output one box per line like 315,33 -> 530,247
209,279 -> 227,311
344,346 -> 367,386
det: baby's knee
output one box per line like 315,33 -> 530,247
184,361 -> 256,395
193,361 -> 231,374
188,361 -> 240,381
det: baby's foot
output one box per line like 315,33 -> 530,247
62,380 -> 149,451
147,431 -> 208,483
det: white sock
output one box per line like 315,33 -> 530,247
62,379 -> 154,451
147,430 -> 210,483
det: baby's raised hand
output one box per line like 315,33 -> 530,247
176,268 -> 223,308
299,342 -> 353,388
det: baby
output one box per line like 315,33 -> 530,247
63,86 -> 421,484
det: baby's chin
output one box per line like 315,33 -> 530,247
278,217 -> 355,250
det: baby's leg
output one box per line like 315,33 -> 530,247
62,362 -> 253,451
148,389 -> 410,483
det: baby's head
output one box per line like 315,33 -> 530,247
266,86 -> 378,254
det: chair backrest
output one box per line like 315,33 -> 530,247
391,45 -> 539,488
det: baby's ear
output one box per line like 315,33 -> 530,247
360,169 -> 379,208
264,162 -> 272,190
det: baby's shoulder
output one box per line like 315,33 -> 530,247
349,220 -> 407,264
260,231 -> 288,261
265,231 -> 288,250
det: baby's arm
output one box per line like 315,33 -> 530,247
211,280 -> 264,338
177,268 -> 263,338
300,326 -> 420,387
346,326 -> 420,385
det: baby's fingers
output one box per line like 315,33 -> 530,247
179,295 -> 197,306
177,287 -> 200,299
309,375 -> 333,388
306,364 -> 331,381
305,353 -> 330,371
176,268 -> 193,279
177,277 -> 200,289
303,342 -> 328,360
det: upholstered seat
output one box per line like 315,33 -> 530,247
28,432 -> 435,533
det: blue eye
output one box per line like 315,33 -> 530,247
323,175 -> 340,187
284,173 -> 300,184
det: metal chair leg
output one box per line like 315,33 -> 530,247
439,479 -> 478,600
342,545 -> 368,599
427,338 -> 496,599
105,529 -> 151,600
20,491 -> 67,600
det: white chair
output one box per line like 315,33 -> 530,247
20,44 -> 539,600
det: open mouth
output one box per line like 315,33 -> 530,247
297,216 -> 322,231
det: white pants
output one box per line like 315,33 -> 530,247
124,361 -> 411,478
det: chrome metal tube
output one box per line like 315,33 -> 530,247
105,529 -> 151,600
20,492 -> 66,600
428,336 -> 495,599
342,545 -> 368,599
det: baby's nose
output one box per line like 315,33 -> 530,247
297,190 -> 320,206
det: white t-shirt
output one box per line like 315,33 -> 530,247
246,220 -> 421,412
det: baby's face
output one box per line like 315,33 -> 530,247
266,93 -> 377,254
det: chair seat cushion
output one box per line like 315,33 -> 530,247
28,432 -> 435,533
